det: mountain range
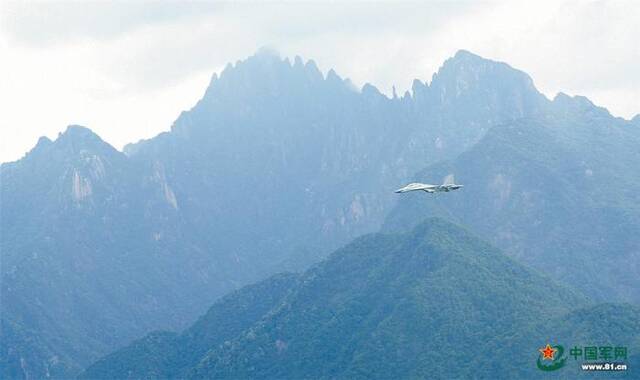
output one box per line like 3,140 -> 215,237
384,102 -> 640,302
81,219 -> 639,379
1,49 -> 638,379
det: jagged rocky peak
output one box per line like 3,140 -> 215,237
429,49 -> 542,102
46,126 -> 121,183
434,49 -> 530,82
20,126 -> 117,165
59,124 -> 98,138
1,125 -> 125,207
421,50 -> 549,120
199,49 -> 352,105
35,135 -> 53,148
168,49 -> 361,138
552,92 -> 612,118
21,136 -> 53,159
50,127 -> 121,195
53,125 -> 117,154
361,82 -> 383,98
410,78 -> 428,100
553,92 -> 595,107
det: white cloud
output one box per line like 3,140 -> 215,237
1,1 -> 638,163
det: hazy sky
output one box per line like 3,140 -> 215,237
1,1 -> 639,163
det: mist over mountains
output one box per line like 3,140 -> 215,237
1,49 -> 638,379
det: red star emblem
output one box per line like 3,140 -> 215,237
539,344 -> 557,361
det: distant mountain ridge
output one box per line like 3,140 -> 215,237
2,49 -> 638,379
383,98 -> 640,302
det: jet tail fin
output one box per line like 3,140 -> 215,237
443,174 -> 455,185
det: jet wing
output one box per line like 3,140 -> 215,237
395,183 -> 438,193
422,189 -> 436,193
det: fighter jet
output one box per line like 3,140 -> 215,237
395,174 -> 463,194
